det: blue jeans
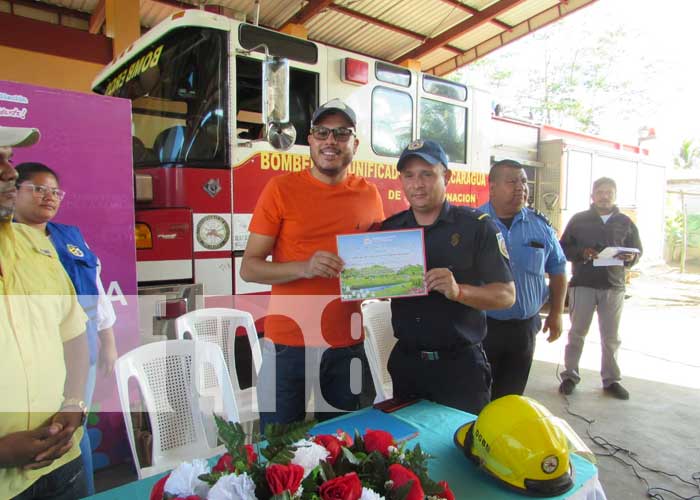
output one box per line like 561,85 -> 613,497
12,457 -> 87,500
79,363 -> 97,496
258,342 -> 374,431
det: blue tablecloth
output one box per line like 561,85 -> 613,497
87,401 -> 599,499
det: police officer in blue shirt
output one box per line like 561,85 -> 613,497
479,159 -> 567,399
382,140 -> 515,414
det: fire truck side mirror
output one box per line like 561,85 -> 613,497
263,56 -> 296,151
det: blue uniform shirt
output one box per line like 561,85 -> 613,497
47,222 -> 101,364
479,202 -> 566,320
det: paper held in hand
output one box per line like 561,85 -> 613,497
593,246 -> 640,267
336,228 -> 428,301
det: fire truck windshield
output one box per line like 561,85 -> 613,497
95,27 -> 228,168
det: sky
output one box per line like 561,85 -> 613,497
458,0 -> 700,161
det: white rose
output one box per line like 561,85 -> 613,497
291,439 -> 330,478
208,472 -> 258,500
360,487 -> 386,500
163,459 -> 211,498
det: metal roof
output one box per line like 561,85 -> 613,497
19,0 -> 598,76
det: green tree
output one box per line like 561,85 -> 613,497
674,139 -> 700,169
455,14 -> 654,136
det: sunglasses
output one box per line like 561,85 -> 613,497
310,126 -> 355,142
20,183 -> 66,201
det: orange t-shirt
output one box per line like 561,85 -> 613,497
249,169 -> 385,347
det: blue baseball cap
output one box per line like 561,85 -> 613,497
397,139 -> 449,171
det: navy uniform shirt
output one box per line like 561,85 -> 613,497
479,202 -> 567,320
381,201 -> 513,349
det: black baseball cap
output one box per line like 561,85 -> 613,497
311,99 -> 357,127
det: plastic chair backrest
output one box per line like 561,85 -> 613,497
175,308 -> 262,422
115,340 -> 239,479
361,300 -> 397,403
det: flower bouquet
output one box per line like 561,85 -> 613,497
150,416 -> 455,500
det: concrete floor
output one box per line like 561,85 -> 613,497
526,265 -> 700,499
94,265 -> 700,499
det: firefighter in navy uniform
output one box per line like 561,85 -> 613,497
382,140 -> 515,415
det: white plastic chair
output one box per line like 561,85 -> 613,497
361,300 -> 398,403
175,308 -> 262,425
115,340 -> 240,479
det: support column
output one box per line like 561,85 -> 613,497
105,0 -> 140,58
400,59 -> 421,72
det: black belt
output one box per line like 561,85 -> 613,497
487,315 -> 541,327
397,341 -> 479,361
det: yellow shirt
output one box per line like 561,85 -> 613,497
0,222 -> 87,499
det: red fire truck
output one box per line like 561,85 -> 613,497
91,9 -> 493,307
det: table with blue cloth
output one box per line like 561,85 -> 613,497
87,401 -> 605,499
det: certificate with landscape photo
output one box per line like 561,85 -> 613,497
337,229 -> 427,302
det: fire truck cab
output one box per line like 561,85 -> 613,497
92,9 -> 493,306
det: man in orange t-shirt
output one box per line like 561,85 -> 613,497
241,99 -> 384,429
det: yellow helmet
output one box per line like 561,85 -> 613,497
454,395 -> 579,497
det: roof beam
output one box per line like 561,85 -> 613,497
394,0 -> 526,64
426,0 -> 598,76
438,0 -> 512,31
281,0 -> 334,29
329,5 -> 462,55
89,0 -> 106,34
8,0 -> 90,21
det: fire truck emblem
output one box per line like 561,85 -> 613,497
203,178 -> 222,198
67,244 -> 84,257
407,139 -> 424,150
450,233 -> 460,247
196,214 -> 230,250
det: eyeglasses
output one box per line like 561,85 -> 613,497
310,126 -> 355,142
20,183 -> 66,201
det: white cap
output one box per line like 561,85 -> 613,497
0,126 -> 40,147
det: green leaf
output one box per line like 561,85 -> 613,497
270,491 -> 293,500
341,446 -> 360,465
263,420 -> 316,447
319,460 -> 336,482
389,481 -> 412,500
214,415 -> 246,455
261,446 -> 295,465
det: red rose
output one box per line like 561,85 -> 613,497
314,434 -> 343,464
319,472 -> 363,500
212,453 -> 235,473
337,430 -> 353,447
437,480 -> 455,500
212,445 -> 258,473
388,464 -> 424,500
244,444 -> 258,464
149,473 -> 170,500
265,463 -> 305,495
363,429 -> 395,457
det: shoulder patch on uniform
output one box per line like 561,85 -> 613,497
530,208 -> 552,226
496,232 -> 510,259
478,213 -> 490,221
67,244 -> 85,257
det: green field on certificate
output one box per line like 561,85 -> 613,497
341,264 -> 424,299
